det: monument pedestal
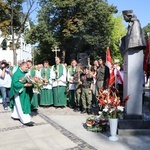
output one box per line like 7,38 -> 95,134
123,49 -> 143,115
118,49 -> 150,134
118,114 -> 150,135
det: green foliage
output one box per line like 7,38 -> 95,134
109,15 -> 127,64
0,0 -> 25,35
143,23 -> 150,39
25,0 -> 126,64
0,0 -> 11,35
1,38 -> 7,49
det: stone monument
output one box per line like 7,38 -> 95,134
118,10 -> 150,132
120,10 -> 146,115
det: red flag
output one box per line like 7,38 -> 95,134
117,70 -> 124,84
143,39 -> 150,74
106,47 -> 115,86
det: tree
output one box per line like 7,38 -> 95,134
0,0 -> 38,65
49,0 -> 118,62
26,0 -> 127,64
0,0 -> 11,35
109,15 -> 127,63
143,23 -> 150,39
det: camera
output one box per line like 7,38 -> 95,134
0,62 -> 9,70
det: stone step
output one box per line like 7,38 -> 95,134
118,119 -> 150,129
118,129 -> 150,135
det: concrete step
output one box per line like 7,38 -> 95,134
118,129 -> 150,135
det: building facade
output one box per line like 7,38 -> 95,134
0,22 -> 32,65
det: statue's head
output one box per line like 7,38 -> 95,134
122,10 -> 134,22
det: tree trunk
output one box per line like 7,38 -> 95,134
11,1 -> 17,66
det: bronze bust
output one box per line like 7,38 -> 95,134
120,10 -> 146,56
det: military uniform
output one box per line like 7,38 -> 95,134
96,65 -> 105,96
73,69 -> 82,111
80,72 -> 93,114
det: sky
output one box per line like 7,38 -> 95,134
107,0 -> 150,27
25,0 -> 150,28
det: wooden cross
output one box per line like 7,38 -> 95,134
52,46 -> 60,58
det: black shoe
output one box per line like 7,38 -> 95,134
87,109 -> 92,115
24,122 -> 34,127
32,108 -> 38,112
81,109 -> 86,114
74,107 -> 80,112
76,107 -> 81,111
11,117 -> 20,121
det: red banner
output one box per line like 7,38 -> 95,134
106,47 -> 115,86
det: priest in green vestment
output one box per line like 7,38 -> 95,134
40,60 -> 53,106
51,57 -> 67,107
26,60 -> 38,110
67,59 -> 77,108
9,62 -> 33,125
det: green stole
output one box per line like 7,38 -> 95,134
53,64 -> 63,79
69,66 -> 75,76
41,67 -> 50,79
29,68 -> 35,77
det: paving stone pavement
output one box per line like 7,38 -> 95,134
0,99 -> 150,150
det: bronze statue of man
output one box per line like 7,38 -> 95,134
120,10 -> 146,56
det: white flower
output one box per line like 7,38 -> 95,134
98,111 -> 102,115
103,108 -> 108,112
105,105 -> 109,109
104,100 -> 107,103
103,89 -> 108,94
117,106 -> 124,112
108,99 -> 111,103
109,108 -> 115,113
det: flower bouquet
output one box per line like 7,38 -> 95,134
28,76 -> 44,94
98,87 -> 129,119
19,77 -> 29,84
19,75 -> 34,84
85,112 -> 108,132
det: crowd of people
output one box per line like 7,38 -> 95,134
0,57 -> 124,126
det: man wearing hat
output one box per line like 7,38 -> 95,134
80,66 -> 93,114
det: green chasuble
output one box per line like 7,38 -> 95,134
68,66 -> 76,107
27,68 -> 39,110
53,64 -> 67,106
9,68 -> 31,114
40,67 -> 53,106
31,93 -> 39,110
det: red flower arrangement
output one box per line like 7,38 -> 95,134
98,87 -> 129,119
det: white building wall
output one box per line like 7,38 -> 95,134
0,33 -> 32,65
